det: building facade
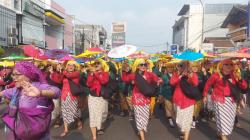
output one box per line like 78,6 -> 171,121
0,4 -> 17,47
75,24 -> 107,55
221,5 -> 248,48
20,0 -> 45,48
172,4 -> 234,52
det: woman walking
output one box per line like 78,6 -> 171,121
49,63 -> 64,128
203,59 -> 247,140
87,59 -> 110,140
122,58 -> 162,140
0,61 -> 60,140
54,61 -> 83,137
159,64 -> 175,127
170,61 -> 199,140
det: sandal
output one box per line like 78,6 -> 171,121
54,124 -> 60,128
97,129 -> 105,135
60,131 -> 69,137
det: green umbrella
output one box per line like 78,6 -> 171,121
1,55 -> 30,61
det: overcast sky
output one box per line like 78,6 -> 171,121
55,0 -> 249,53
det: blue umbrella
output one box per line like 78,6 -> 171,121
173,51 -> 204,61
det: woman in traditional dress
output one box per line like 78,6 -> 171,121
191,62 -> 202,128
203,59 -> 247,140
0,61 -> 60,140
48,63 -> 64,128
86,59 -> 110,140
159,63 -> 175,127
170,61 -> 198,140
53,61 -> 83,137
122,58 -> 162,140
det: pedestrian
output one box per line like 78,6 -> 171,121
122,58 -> 162,140
203,59 -> 247,140
170,61 -> 199,140
158,63 -> 175,127
121,61 -> 134,120
0,61 -> 60,140
191,62 -> 202,128
49,63 -> 64,128
58,61 -> 83,137
87,59 -> 110,140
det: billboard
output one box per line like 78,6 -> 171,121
112,32 -> 125,47
112,22 -> 126,47
170,44 -> 179,55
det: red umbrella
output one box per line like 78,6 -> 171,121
238,47 -> 250,53
45,49 -> 69,59
218,52 -> 250,59
59,55 -> 74,61
22,45 -> 48,60
87,47 -> 104,53
22,45 -> 40,57
128,51 -> 150,59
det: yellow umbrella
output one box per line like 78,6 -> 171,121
0,61 -> 15,67
74,50 -> 101,58
151,53 -> 172,59
167,59 -> 181,64
203,52 -> 216,58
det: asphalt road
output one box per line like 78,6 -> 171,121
0,103 -> 250,140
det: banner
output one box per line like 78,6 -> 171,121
112,22 -> 126,47
112,32 -> 125,47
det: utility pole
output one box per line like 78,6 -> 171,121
199,0 -> 205,52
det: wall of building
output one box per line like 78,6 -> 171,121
64,15 -> 73,52
187,4 -> 203,50
21,0 -> 45,47
0,5 -> 16,47
45,25 -> 64,49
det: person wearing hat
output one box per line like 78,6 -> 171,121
158,63 -> 175,128
122,58 -> 162,140
170,60 -> 199,140
86,59 -> 110,140
203,59 -> 247,140
189,61 -> 203,128
53,60 -> 83,137
0,61 -> 60,140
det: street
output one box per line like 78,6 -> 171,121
1,103 -> 250,140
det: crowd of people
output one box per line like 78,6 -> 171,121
0,57 -> 250,140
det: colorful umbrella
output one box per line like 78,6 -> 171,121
173,51 -> 204,61
1,55 -> 29,61
151,53 -> 172,59
45,49 -> 69,60
22,45 -> 39,57
59,55 -> 75,61
203,52 -> 216,58
74,50 -> 100,58
167,59 -> 181,64
218,52 -> 250,59
128,51 -> 150,59
0,61 -> 15,67
87,47 -> 104,53
108,45 -> 137,58
22,45 -> 48,60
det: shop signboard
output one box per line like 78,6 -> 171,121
112,22 -> 126,48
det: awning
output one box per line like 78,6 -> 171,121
45,11 -> 65,24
